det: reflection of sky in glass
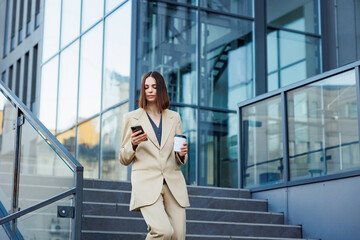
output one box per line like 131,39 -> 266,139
202,14 -> 253,110
101,103 -> 128,180
103,1 -> 131,109
228,41 -> 253,108
106,0 -> 126,13
312,70 -> 355,87
267,0 -> 318,34
42,0 -> 61,62
61,0 -> 81,47
79,24 -> 103,121
39,57 -> 58,131
280,31 -> 305,67
267,29 -> 320,89
82,0 -> 104,32
281,61 -> 306,86
57,41 -> 79,132
267,31 -> 278,73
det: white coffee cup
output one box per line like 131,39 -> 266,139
174,134 -> 187,152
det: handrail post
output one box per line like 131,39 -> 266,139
72,169 -> 83,239
11,107 -> 24,232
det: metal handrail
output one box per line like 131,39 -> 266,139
0,80 -> 83,239
0,81 -> 83,172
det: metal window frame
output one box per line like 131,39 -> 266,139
238,60 -> 360,192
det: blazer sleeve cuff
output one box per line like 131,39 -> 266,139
176,152 -> 187,165
120,141 -> 136,166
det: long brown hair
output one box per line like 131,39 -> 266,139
138,71 -> 170,111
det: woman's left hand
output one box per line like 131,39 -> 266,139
179,142 -> 188,157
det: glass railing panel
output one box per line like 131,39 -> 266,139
0,91 -> 17,214
16,195 -> 73,240
0,225 -> 10,240
242,95 -> 284,188
288,69 -> 360,180
18,117 -> 74,211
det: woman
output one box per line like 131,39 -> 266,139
119,71 -> 190,240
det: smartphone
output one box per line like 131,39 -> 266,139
131,125 -> 148,141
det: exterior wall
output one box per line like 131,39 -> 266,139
0,0 -> 43,114
321,0 -> 360,71
252,176 -> 360,240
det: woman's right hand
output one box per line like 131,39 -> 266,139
131,130 -> 147,150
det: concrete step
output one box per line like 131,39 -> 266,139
83,189 -> 267,212
84,179 -> 132,191
84,179 -> 251,199
82,216 -> 302,238
82,231 -> 315,240
81,179 -> 305,239
187,185 -> 251,199
83,202 -> 283,224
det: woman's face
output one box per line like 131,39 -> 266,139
144,76 -> 157,103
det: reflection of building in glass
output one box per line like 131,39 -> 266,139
243,70 -> 359,187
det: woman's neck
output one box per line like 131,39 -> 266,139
145,103 -> 161,115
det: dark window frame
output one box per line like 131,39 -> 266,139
10,0 -> 17,51
18,0 -> 25,44
31,45 -> 38,111
23,52 -> 30,105
3,0 -> 11,58
26,0 -> 32,36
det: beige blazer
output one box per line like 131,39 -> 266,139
119,108 -> 190,211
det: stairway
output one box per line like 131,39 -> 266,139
82,179 -> 312,240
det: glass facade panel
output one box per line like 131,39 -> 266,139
199,110 -> 238,188
61,0 -> 81,47
0,92 -> 16,212
169,106 -> 197,185
200,0 -> 252,17
106,0 -> 127,13
78,24 -> 103,121
288,70 -> 360,180
267,0 -> 319,34
56,127 -> 76,157
82,0 -> 104,32
137,1 -> 197,105
39,57 -> 58,133
267,29 -> 320,90
101,103 -> 128,180
77,116 -> 100,179
57,41 -> 79,133
200,12 -> 254,110
42,0 -> 61,62
103,2 -> 131,110
19,117 -> 74,210
242,95 -> 283,188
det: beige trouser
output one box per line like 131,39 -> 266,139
140,183 -> 186,240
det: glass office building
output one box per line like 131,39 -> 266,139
38,0 -> 360,190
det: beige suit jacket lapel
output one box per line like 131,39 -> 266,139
137,108 -> 160,149
136,108 -> 175,150
160,109 -> 175,151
